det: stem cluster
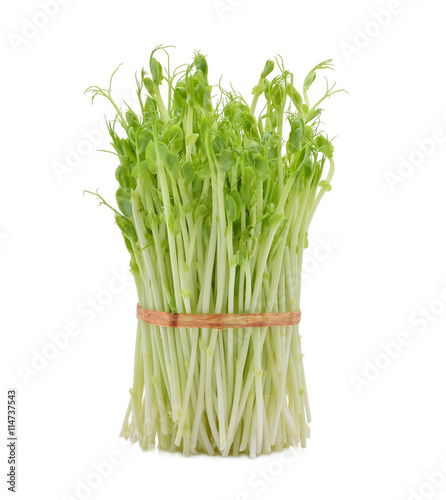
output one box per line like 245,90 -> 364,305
86,46 -> 340,457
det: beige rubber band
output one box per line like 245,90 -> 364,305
136,304 -> 301,329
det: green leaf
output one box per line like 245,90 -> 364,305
145,141 -> 158,173
246,143 -> 263,165
231,191 -> 242,216
203,85 -> 213,112
136,129 -> 153,159
303,155 -> 313,177
122,234 -> 133,252
165,125 -> 184,154
241,180 -> 250,205
253,154 -> 269,181
193,203 -> 208,221
269,213 -> 285,228
202,223 -> 211,246
196,161 -> 210,181
150,58 -> 163,86
143,77 -> 154,94
187,133 -> 199,145
165,151 -> 180,178
292,147 -> 308,173
116,215 -> 138,242
241,113 -> 260,141
115,165 -> 133,189
194,80 -> 206,107
145,212 -> 160,228
272,84 -> 285,107
289,88 -> 303,109
168,205 -> 181,235
219,149 -> 236,173
131,160 -> 149,179
261,59 -> 274,79
244,167 -> 256,187
194,53 -> 208,78
225,195 -> 237,222
200,115 -> 210,133
288,126 -> 303,153
306,108 -> 322,123
158,142 -> 169,164
125,110 -> 139,129
230,253 -> 239,268
116,188 -> 133,218
304,71 -> 316,90
213,135 -> 226,154
251,84 -> 263,95
192,175 -> 202,199
123,139 -> 136,162
239,227 -> 254,245
268,134 -> 282,147
314,135 -> 334,158
182,161 -> 195,186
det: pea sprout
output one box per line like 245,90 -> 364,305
85,45 -> 342,457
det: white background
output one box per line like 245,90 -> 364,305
2,0 -> 446,499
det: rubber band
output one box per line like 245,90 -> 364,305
136,304 -> 301,329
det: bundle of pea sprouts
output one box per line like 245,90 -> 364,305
86,46 -> 340,457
